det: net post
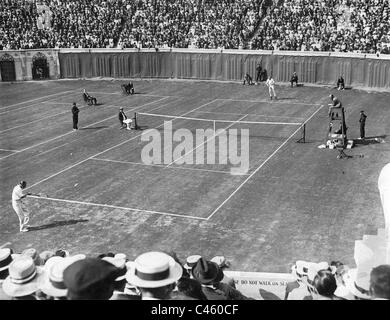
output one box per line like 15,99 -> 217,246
213,120 -> 216,135
296,123 -> 306,143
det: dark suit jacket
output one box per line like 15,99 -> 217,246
118,111 -> 127,123
71,106 -> 79,117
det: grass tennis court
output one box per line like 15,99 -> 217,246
0,79 -> 388,273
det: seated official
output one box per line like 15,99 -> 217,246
118,107 -> 132,130
243,73 -> 254,85
122,82 -> 135,95
337,76 -> 345,90
83,89 -> 97,105
290,72 -> 298,87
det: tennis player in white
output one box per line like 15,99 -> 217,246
11,181 -> 32,232
266,75 -> 277,100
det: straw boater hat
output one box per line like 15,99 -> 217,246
183,255 -> 201,271
343,268 -> 371,300
22,248 -> 44,266
0,248 -> 14,272
2,256 -> 44,297
126,251 -> 182,288
39,254 -> 86,297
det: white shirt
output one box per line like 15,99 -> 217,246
266,78 -> 275,89
12,185 -> 24,202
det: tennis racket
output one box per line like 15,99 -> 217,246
28,193 -> 49,198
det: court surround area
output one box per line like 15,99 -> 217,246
0,79 -> 388,273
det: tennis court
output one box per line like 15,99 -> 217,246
0,79 -> 388,272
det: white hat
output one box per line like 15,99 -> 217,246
39,254 -> 85,298
184,255 -> 202,271
307,262 -> 330,282
0,248 -> 13,272
126,251 -> 182,288
102,256 -> 127,281
343,268 -> 371,300
2,256 -> 44,297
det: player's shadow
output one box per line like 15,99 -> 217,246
27,219 -> 89,231
353,135 -> 386,147
79,126 -> 109,130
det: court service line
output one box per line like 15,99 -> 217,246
41,101 -> 74,105
206,104 -> 325,221
23,97 -> 179,160
166,114 -> 249,167
89,91 -> 177,98
0,97 -> 170,161
0,93 -> 80,115
27,195 -> 207,221
0,89 -> 78,111
0,103 -> 94,134
190,110 -> 306,121
91,158 -> 249,175
216,98 -> 321,106
26,99 -> 220,190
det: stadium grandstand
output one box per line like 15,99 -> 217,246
0,0 -> 389,304
1,0 -> 389,53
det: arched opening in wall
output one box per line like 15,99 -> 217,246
0,53 -> 16,81
32,52 -> 50,80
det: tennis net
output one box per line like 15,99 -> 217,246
135,112 -> 306,142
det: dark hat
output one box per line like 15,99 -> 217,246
63,258 -> 119,297
73,102 -> 76,106
191,258 -> 223,285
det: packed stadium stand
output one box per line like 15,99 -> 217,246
1,0 -> 389,53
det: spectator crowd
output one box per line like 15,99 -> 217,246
1,0 -> 388,53
251,0 -> 390,54
0,246 -> 389,300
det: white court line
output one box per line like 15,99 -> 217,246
0,93 -> 80,115
166,114 -> 249,167
206,104 -> 325,221
41,101 -> 73,105
0,89 -> 78,111
91,158 -> 248,175
29,142 -> 70,159
27,195 -> 207,221
0,97 -> 170,161
216,98 -> 321,106
0,148 -> 20,152
0,103 -> 93,134
89,91 -> 177,98
26,99 -> 220,190
190,110 -> 306,120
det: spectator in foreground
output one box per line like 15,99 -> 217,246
63,258 -> 119,300
192,257 -> 253,300
126,251 -> 183,300
285,261 -> 313,300
0,248 -> 16,300
369,265 -> 390,300
2,256 -> 44,300
312,269 -> 338,300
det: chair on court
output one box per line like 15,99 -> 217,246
83,92 -> 97,105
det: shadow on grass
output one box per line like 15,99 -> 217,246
27,219 -> 89,231
353,135 -> 386,147
79,126 -> 108,130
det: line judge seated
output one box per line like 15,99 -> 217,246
118,107 -> 132,130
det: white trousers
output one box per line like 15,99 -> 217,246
12,201 -> 29,230
268,86 -> 276,97
123,119 -> 132,129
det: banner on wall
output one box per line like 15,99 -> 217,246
224,271 -> 294,300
